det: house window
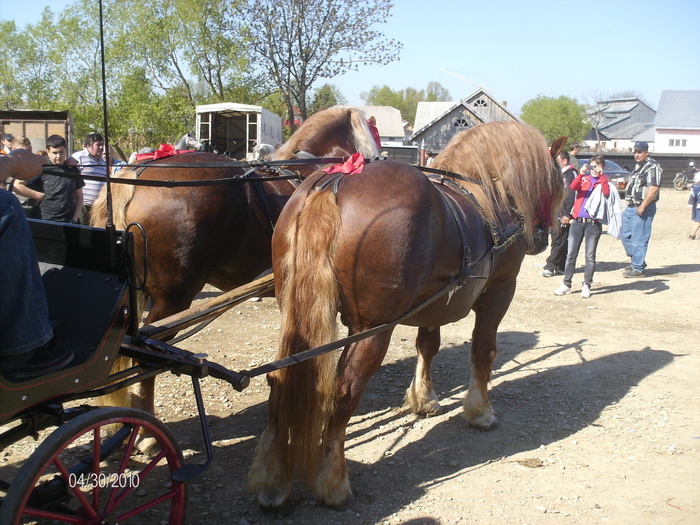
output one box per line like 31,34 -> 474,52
669,139 -> 674,147
454,118 -> 469,129
683,139 -> 687,147
473,99 -> 487,107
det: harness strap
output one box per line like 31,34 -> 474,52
251,178 -> 276,231
425,173 -> 525,256
314,172 -> 346,193
241,277 -> 461,379
294,150 -> 319,159
432,182 -> 474,284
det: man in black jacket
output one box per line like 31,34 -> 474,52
542,150 -> 577,277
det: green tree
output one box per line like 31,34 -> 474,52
361,85 -> 405,109
310,83 -> 347,114
520,95 -> 588,144
0,21 -> 24,110
0,0 -> 294,148
237,0 -> 402,128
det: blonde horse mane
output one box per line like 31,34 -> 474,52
89,168 -> 139,231
272,106 -> 379,160
433,121 -> 562,243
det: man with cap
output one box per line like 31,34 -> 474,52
621,141 -> 662,277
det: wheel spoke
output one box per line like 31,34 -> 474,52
1,408 -> 187,524
19,506 -> 84,523
114,489 -> 179,522
104,422 -> 139,514
112,447 -> 168,509
53,454 -> 99,520
92,424 -> 102,509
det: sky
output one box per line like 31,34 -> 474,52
4,0 -> 699,115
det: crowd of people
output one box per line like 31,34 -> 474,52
544,140 -> 669,298
1,131 -> 108,225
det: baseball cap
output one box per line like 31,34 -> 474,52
3,133 -> 14,142
633,141 -> 649,151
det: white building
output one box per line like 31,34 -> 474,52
652,90 -> 700,155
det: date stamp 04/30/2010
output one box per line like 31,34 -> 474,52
68,472 -> 141,489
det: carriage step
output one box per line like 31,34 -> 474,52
171,462 -> 208,483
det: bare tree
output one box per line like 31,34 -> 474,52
581,90 -> 608,151
237,0 -> 402,127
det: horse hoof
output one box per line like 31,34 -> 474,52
257,487 -> 291,510
136,436 -> 159,457
420,400 -> 443,416
258,498 -> 294,516
468,412 -> 497,430
325,491 -> 355,511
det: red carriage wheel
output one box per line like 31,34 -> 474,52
0,407 -> 188,524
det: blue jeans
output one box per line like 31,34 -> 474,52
621,203 -> 656,272
0,190 -> 53,356
563,220 -> 602,287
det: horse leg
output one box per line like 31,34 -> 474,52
463,281 -> 515,429
315,331 -> 393,509
248,383 -> 292,509
131,293 -> 200,454
403,326 -> 442,415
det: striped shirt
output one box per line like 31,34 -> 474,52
625,157 -> 662,206
71,149 -> 107,206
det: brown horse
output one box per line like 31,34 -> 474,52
248,121 -> 567,509
90,106 -> 378,416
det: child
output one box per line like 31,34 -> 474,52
12,135 -> 84,223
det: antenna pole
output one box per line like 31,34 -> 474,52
98,0 -> 117,266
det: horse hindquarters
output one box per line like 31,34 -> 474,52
249,189 -> 341,508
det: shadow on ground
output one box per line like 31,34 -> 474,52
157,331 -> 674,524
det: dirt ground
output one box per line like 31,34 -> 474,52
3,188 -> 699,524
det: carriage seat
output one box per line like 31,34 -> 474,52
0,221 -> 134,424
32,219 -> 132,362
1,221 -> 132,384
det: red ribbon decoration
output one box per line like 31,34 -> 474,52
324,152 -> 366,175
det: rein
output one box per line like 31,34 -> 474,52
38,155 -> 350,188
241,277 -> 463,379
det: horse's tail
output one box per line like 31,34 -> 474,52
89,169 -> 138,231
89,169 -> 141,411
271,189 -> 341,482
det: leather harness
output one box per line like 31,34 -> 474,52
311,168 -> 525,284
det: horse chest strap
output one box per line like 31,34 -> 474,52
252,180 -> 276,230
